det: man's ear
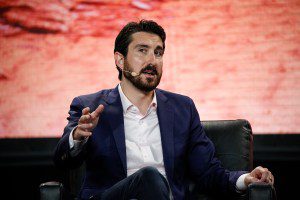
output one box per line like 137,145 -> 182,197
114,52 -> 124,69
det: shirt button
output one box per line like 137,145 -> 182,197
139,120 -> 143,125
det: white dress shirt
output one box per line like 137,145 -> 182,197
118,84 -> 166,177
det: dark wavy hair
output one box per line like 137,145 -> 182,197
114,20 -> 166,80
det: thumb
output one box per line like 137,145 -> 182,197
245,175 -> 260,186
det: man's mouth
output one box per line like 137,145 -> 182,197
142,70 -> 156,75
141,66 -> 158,76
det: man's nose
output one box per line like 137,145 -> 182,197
147,52 -> 158,65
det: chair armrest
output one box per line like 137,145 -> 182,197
248,182 -> 276,200
40,181 -> 63,200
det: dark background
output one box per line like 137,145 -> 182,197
1,134 -> 299,200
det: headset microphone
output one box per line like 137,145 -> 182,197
122,69 -> 140,77
117,66 -> 140,77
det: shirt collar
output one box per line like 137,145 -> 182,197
118,84 -> 157,114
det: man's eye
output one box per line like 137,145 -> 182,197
155,50 -> 164,57
139,48 -> 147,53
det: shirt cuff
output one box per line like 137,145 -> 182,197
236,173 -> 249,191
69,126 -> 88,156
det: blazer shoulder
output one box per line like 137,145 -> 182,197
72,88 -> 114,109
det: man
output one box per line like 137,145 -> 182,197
54,20 -> 274,200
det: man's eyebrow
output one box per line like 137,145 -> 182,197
134,44 -> 150,49
134,44 -> 164,49
155,45 -> 164,50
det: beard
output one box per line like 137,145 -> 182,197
123,60 -> 162,92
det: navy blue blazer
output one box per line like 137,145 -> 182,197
54,86 -> 244,200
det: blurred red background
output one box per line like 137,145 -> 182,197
0,0 -> 299,137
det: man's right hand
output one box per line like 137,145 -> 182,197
73,104 -> 104,141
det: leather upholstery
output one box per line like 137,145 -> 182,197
201,119 -> 253,171
248,182 -> 276,200
40,182 -> 62,200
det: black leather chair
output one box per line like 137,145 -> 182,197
40,119 -> 276,200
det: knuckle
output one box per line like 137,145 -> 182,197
80,116 -> 85,121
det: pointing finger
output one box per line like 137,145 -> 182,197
91,104 -> 105,119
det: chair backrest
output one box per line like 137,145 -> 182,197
194,119 -> 253,200
66,119 -> 253,198
202,119 -> 253,171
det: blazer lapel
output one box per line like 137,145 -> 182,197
156,89 -> 174,181
105,86 -> 127,176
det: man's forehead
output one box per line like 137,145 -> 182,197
130,32 -> 163,47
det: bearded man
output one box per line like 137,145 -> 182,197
54,20 -> 274,200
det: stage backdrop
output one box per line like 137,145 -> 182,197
0,0 -> 299,138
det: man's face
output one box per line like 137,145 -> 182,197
123,32 -> 164,92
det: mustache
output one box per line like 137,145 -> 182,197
140,65 -> 158,75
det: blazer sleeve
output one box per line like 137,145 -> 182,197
53,97 -> 88,169
187,98 -> 246,195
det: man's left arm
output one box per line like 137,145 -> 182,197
187,98 -> 274,194
187,98 -> 242,194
